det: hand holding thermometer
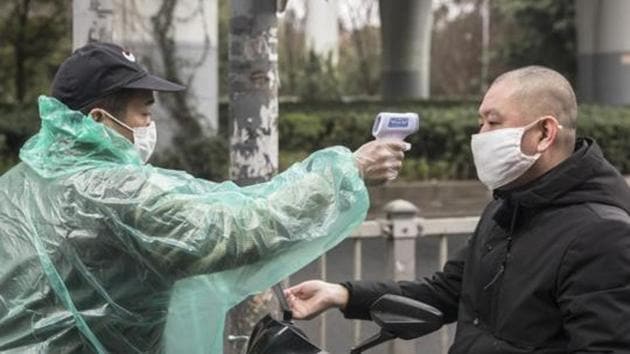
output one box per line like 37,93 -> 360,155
367,112 -> 419,181
372,112 -> 419,141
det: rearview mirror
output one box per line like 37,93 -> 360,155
370,294 -> 443,339
350,294 -> 444,354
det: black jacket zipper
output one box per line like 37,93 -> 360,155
489,202 -> 519,328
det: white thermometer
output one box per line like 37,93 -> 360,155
372,112 -> 419,140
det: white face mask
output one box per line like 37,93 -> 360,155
471,120 -> 544,190
97,110 -> 157,163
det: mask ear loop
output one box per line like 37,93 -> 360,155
549,117 -> 564,132
533,116 -> 564,131
535,117 -> 564,142
526,117 -> 564,155
94,109 -> 134,133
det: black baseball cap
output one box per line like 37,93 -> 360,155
51,42 -> 185,110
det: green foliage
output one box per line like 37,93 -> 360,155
152,135 -> 230,181
0,0 -> 71,104
276,16 -> 381,100
492,0 -> 576,83
0,0 -> 69,175
297,52 -> 342,101
0,101 -> 39,174
336,26 -> 382,96
277,47 -> 342,101
278,150 -> 309,172
278,101 -> 480,180
3,102 -> 630,182
578,105 -> 630,174
277,101 -> 630,180
431,1 -> 484,96
0,134 -> 19,175
0,102 -> 40,150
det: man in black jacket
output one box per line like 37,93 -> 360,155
285,66 -> 630,353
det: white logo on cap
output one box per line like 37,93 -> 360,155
122,50 -> 136,62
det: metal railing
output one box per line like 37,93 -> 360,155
311,199 -> 478,354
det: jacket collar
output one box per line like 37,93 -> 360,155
491,137 -> 630,231
494,138 -> 594,208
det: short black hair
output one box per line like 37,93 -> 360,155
79,88 -> 140,118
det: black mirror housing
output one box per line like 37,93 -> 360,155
369,294 -> 444,339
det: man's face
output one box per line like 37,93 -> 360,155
94,90 -> 155,142
120,90 -> 155,140
477,81 -> 540,156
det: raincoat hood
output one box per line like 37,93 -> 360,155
1,96 -> 369,353
20,96 -> 141,178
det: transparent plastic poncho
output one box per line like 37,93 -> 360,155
0,96 -> 369,353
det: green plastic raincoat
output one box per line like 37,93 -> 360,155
0,96 -> 369,353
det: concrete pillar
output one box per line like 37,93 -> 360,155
576,0 -> 630,105
379,0 -> 433,99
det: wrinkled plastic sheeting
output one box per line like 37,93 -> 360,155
0,96 -> 369,353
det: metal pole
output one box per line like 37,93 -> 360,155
439,235 -> 449,354
383,200 -> 419,354
320,254 -> 328,348
480,0 -> 490,93
353,239 -> 362,345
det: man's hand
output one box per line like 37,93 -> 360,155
353,139 -> 410,185
284,280 -> 349,320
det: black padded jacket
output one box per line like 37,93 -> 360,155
341,138 -> 630,353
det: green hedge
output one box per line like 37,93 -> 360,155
577,105 -> 630,174
275,101 -> 630,180
2,100 -> 630,180
274,101 -> 480,179
0,102 -> 39,174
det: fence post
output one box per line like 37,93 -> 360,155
383,199 -> 420,354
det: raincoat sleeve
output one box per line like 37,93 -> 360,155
74,146 -> 369,280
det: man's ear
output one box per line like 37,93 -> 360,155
537,115 -> 560,152
88,109 -> 104,122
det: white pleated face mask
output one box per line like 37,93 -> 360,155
471,119 -> 555,190
129,122 -> 157,163
98,110 -> 157,163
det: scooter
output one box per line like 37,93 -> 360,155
243,284 -> 444,354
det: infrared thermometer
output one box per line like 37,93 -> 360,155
372,112 -> 419,141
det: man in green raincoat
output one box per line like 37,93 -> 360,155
0,42 -> 408,353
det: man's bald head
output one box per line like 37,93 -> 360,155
491,66 -> 577,130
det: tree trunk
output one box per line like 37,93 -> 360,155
379,0 -> 433,99
480,0 -> 491,94
228,0 -> 279,185
226,0 -> 280,353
